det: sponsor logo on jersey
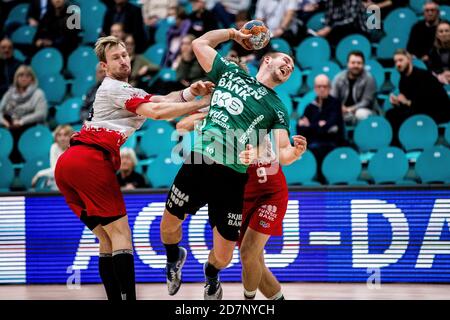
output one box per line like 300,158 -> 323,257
227,212 -> 242,227
258,204 -> 278,222
259,220 -> 270,228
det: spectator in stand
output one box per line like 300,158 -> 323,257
407,1 -> 441,63
0,37 -> 21,97
188,0 -> 218,38
429,21 -> 450,85
173,34 -> 206,87
297,0 -> 323,25
27,0 -> 52,27
109,22 -> 127,41
34,0 -> 80,58
31,124 -> 73,190
0,65 -> 48,163
331,51 -> 377,125
102,0 -> 147,53
124,34 -> 159,89
80,63 -> 106,122
116,148 -> 149,190
386,49 -> 450,140
297,74 -> 344,182
316,0 -> 368,47
255,0 -> 305,46
141,0 -> 178,46
163,7 -> 192,68
211,0 -> 251,28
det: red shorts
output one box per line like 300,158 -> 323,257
239,162 -> 288,243
54,144 -> 126,221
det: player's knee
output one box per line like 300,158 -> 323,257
213,248 -> 233,267
160,210 -> 182,234
240,243 -> 258,267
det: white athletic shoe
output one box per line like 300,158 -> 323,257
165,247 -> 187,296
203,262 -> 223,300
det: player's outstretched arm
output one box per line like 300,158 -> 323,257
135,95 -> 210,120
192,29 -> 252,73
152,80 -> 215,103
273,129 -> 307,166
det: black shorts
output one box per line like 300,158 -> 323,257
166,152 -> 248,241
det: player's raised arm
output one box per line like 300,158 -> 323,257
192,28 -> 252,73
273,129 -> 307,165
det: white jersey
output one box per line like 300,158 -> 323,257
72,77 -> 152,169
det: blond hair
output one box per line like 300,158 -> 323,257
53,124 -> 74,140
120,147 -> 138,166
94,36 -> 126,63
13,65 -> 37,88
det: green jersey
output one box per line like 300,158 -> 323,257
193,53 -> 290,173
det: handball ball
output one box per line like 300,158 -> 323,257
240,20 -> 270,50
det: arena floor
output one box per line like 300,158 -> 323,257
1,283 -> 449,300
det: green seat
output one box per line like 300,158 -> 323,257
72,73 -> 96,97
0,128 -> 13,159
38,73 -> 67,104
80,1 -> 106,44
295,37 -> 331,69
410,0 -> 426,14
18,125 -> 53,162
384,8 -> 417,39
306,61 -> 341,89
68,46 -> 98,77
416,146 -> 450,184
336,34 -> 371,67
306,12 -> 325,31
11,25 -> 37,45
376,35 -> 407,60
155,19 -> 174,45
354,116 -> 393,152
31,48 -> 63,77
0,158 -> 14,191
146,155 -> 182,188
399,114 -> 438,152
19,156 -> 50,189
322,147 -> 362,184
143,43 -> 166,66
368,147 -> 408,184
5,3 -> 29,26
55,97 -> 83,125
365,60 -> 385,91
270,38 -> 292,55
283,150 -> 317,185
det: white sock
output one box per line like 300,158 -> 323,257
244,289 -> 257,299
269,291 -> 283,300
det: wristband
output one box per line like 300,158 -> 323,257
181,87 -> 195,102
228,28 -> 236,40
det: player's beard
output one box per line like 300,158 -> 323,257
112,66 -> 131,82
269,67 -> 283,84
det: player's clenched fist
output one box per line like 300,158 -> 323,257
190,80 -> 215,96
292,135 -> 307,157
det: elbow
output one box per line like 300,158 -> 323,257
192,38 -> 207,54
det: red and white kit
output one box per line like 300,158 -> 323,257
55,77 -> 151,219
241,136 -> 289,238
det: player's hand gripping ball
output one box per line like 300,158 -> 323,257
240,20 -> 271,50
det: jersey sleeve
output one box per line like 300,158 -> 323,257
111,82 -> 153,114
272,98 -> 290,134
207,53 -> 239,83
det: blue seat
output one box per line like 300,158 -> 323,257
157,68 -> 177,82
336,34 -> 371,67
0,128 -> 13,159
218,42 -> 232,56
71,73 -> 96,97
399,114 -> 438,152
277,92 -> 293,116
368,147 -> 409,184
410,0 -> 427,14
306,61 -> 341,89
415,146 -> 450,184
270,38 -> 292,55
445,84 -> 450,97
140,121 -> 177,158
143,43 -> 166,66
32,48 -> 64,77
384,8 -> 417,39
5,3 -> 29,26
155,19 -> 175,45
121,134 -> 137,149
297,91 -> 316,117
247,63 -> 258,77
440,5 -> 450,20
55,97 -> 83,125
11,25 -> 37,45
38,74 -> 67,104
445,122 -> 450,145
354,116 -> 393,152
14,49 -> 26,62
19,156 -> 50,189
322,147 -> 362,184
146,155 -> 182,188
376,35 -> 407,60
275,65 -> 302,96
306,12 -> 325,31
283,150 -> 318,185
80,1 -> 106,43
296,37 -> 331,69
18,125 -> 53,162
0,158 -> 14,191
365,59 -> 385,91
68,46 -> 98,77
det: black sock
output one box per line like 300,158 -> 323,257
112,249 -> 136,301
99,253 -> 122,301
205,262 -> 220,279
164,243 -> 180,263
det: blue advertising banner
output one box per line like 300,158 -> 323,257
0,188 -> 449,284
